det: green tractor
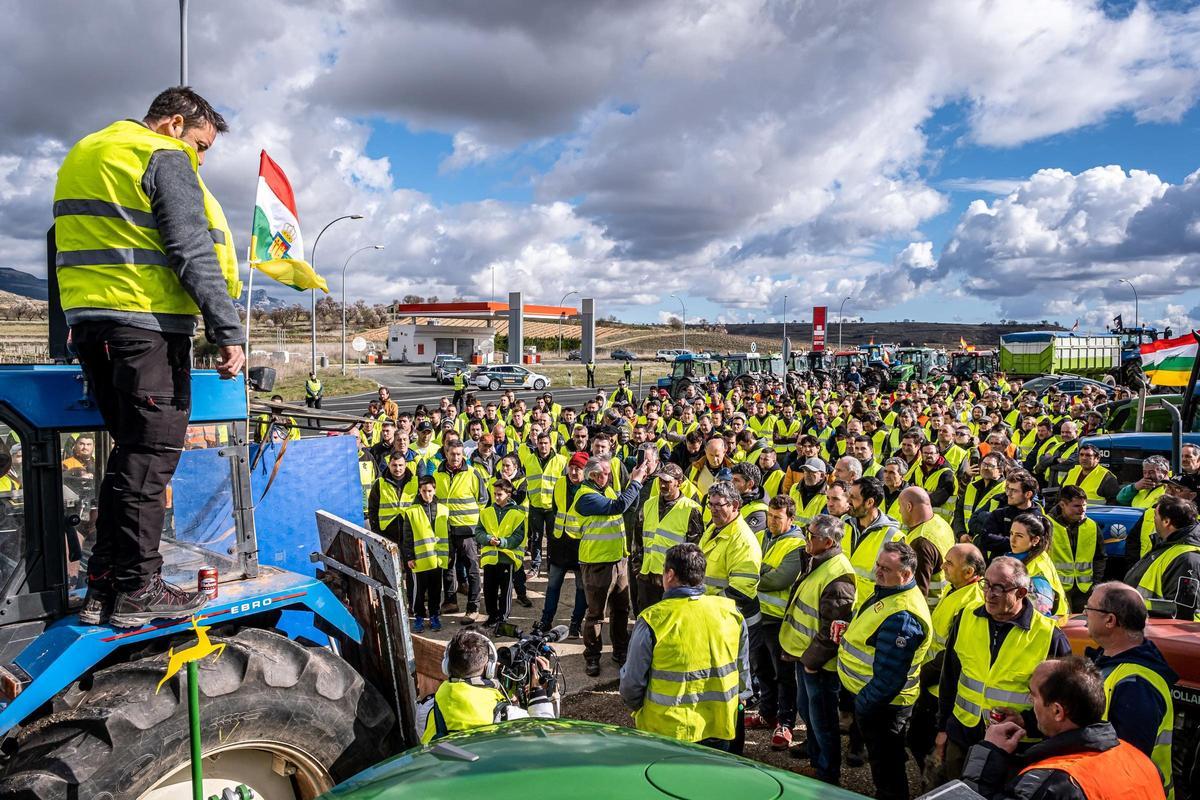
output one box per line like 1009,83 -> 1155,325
886,347 -> 939,388
656,354 -> 717,400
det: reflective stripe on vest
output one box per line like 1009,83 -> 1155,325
641,494 -> 700,576
521,451 -> 566,509
847,522 -> 905,606
780,552 -> 855,667
576,484 -> 627,563
435,468 -> 482,527
407,503 -> 450,572
376,476 -> 418,531
836,585 -> 931,705
633,594 -> 743,743
1136,543 -> 1200,617
1102,663 -> 1175,799
906,516 -> 955,606
54,121 -> 241,314
479,504 -> 527,567
953,606 -> 1054,733
962,479 -> 1005,523
916,465 -> 957,523
1062,465 -> 1112,502
552,477 -> 584,540
758,529 -> 807,618
1018,739 -> 1167,800
788,487 -> 827,526
1049,517 -> 1100,591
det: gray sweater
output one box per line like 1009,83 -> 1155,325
66,142 -> 244,346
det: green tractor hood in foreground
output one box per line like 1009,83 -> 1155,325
322,719 -> 865,800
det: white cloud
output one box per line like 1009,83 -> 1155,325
932,164 -> 1200,319
2,0 -> 1200,323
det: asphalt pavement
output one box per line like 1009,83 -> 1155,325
319,363 -> 623,415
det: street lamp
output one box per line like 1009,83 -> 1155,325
669,294 -> 687,350
1118,278 -> 1139,332
341,245 -> 385,375
782,294 -> 788,362
837,296 -> 851,351
309,214 -> 363,371
558,290 -> 579,358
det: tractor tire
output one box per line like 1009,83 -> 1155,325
0,627 -> 394,800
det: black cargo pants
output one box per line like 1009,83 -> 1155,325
72,322 -> 192,593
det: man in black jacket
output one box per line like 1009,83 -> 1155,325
1124,493 -> 1200,620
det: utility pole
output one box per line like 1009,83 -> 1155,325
179,0 -> 188,84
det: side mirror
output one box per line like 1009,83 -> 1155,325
248,366 -> 276,393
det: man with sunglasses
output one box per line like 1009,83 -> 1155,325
935,557 -> 1071,780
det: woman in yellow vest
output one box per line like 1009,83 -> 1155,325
1008,513 -> 1068,620
474,478 -> 527,627
399,476 -> 449,632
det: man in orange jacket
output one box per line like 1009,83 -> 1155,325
960,656 -> 1165,800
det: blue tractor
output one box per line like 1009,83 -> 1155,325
0,366 -> 420,798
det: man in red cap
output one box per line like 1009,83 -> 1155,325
535,451 -> 590,638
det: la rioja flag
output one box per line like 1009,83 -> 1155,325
249,151 -> 328,292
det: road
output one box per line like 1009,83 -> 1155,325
319,364 -> 624,414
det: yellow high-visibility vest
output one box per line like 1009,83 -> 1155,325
406,502 -> 450,572
1049,517 -> 1100,592
757,528 -> 807,619
479,504 -> 527,567
54,121 -> 240,314
952,605 -> 1054,733
633,594 -> 743,743
837,584 -> 931,706
906,516 -> 955,603
640,494 -> 700,576
1101,663 -> 1175,799
780,552 -> 855,666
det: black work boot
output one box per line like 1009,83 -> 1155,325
109,575 -> 208,629
78,586 -> 116,626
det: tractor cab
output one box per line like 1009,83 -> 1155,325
949,349 -> 998,379
888,347 -> 937,385
656,354 -> 716,399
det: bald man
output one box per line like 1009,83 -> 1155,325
1086,582 -> 1177,792
898,486 -> 956,604
910,542 -> 986,774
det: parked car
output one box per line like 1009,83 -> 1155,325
436,357 -> 467,384
655,348 -> 693,362
567,349 -> 581,361
472,364 -> 552,391
610,348 -> 637,361
429,353 -> 459,377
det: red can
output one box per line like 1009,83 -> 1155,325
198,567 -> 219,599
830,619 -> 848,644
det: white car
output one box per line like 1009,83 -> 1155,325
471,364 -> 552,391
655,348 -> 693,362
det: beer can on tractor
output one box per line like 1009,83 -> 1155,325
198,567 -> 218,599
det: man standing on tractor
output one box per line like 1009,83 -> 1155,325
54,87 -> 245,627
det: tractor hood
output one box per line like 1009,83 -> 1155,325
323,719 -> 865,799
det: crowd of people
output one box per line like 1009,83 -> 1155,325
258,367 -> 1200,799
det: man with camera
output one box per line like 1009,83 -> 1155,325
418,629 -> 557,743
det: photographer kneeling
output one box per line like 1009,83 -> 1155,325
419,629 -> 557,743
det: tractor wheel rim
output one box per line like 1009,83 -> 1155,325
139,739 -> 332,800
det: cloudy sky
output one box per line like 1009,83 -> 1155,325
4,0 -> 1200,330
